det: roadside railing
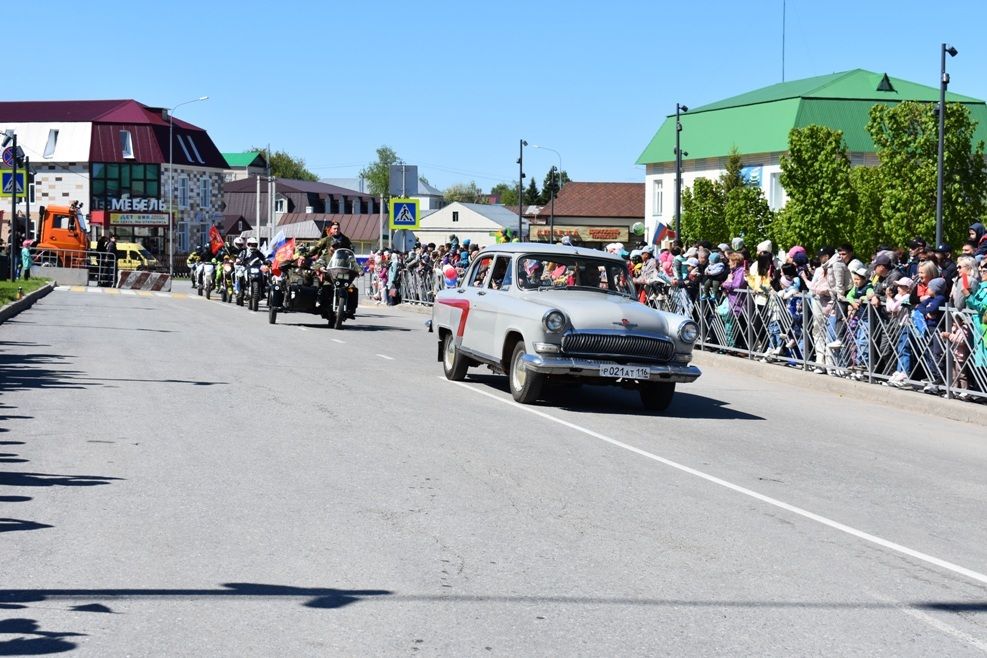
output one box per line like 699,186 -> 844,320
28,247 -> 118,286
645,284 -> 987,403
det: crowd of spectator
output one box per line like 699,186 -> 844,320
360,224 -> 987,401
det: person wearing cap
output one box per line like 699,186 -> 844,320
883,276 -> 916,387
915,274 -> 949,393
19,239 -> 33,280
824,244 -> 851,356
632,246 -> 657,288
933,243 -> 957,295
904,237 -> 927,278
846,263 -> 874,375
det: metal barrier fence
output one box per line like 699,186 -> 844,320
26,247 -> 118,286
644,283 -> 987,403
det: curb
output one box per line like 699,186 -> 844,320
0,283 -> 55,325
690,349 -> 987,426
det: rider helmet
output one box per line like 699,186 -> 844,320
246,237 -> 259,248
234,237 -> 245,248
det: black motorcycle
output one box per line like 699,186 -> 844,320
241,254 -> 268,312
319,248 -> 361,329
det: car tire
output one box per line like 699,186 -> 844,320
269,305 -> 277,324
509,340 -> 543,404
442,332 -> 469,381
640,382 -> 675,412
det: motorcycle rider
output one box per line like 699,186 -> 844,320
309,221 -> 357,318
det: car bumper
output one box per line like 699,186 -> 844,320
520,354 -> 701,383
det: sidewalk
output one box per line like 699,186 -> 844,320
691,349 -> 987,426
0,283 -> 54,325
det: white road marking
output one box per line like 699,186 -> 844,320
154,292 -> 170,297
300,327 -> 308,331
85,288 -> 104,293
864,588 -> 987,653
446,378 -> 987,588
331,338 -> 345,344
121,290 -> 137,296
376,354 -> 395,360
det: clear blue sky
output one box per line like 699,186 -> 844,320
16,0 -> 987,192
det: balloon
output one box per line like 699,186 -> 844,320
442,264 -> 457,278
631,221 -> 645,236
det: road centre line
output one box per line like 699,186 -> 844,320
332,338 -> 345,344
376,354 -> 395,360
445,378 -> 987,589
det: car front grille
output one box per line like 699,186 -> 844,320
561,333 -> 675,363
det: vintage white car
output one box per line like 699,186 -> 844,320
430,243 -> 701,410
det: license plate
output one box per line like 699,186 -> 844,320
599,364 -> 650,379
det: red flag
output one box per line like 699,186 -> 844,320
271,238 -> 296,276
209,226 -> 224,255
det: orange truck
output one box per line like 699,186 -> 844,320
34,201 -> 90,268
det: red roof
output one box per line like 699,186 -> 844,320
0,99 -> 200,128
0,99 -> 224,166
534,182 -> 644,219
279,213 -> 380,242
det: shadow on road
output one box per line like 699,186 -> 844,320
0,618 -> 84,655
463,374 -> 763,420
0,583 -> 392,611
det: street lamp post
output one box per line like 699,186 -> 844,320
517,139 -> 527,239
532,145 -> 562,243
167,95 -> 208,277
674,103 -> 688,245
936,44 -> 958,248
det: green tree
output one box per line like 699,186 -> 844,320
848,166 -> 885,256
681,177 -> 727,245
358,145 -> 402,199
524,177 -> 540,205
725,185 -> 774,245
720,148 -> 744,196
867,101 -> 986,247
490,182 -> 518,206
539,168 -> 571,204
444,181 -> 485,203
776,125 -> 857,251
251,147 -> 317,181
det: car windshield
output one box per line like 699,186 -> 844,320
515,254 -> 633,296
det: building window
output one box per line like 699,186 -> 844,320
43,129 -> 58,159
178,176 -> 189,209
199,178 -> 211,208
120,130 -> 134,159
652,179 -> 663,217
275,195 -> 287,214
452,211 -> 459,222
91,163 -> 161,200
178,222 -> 190,253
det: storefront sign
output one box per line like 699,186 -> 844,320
533,225 -> 629,243
94,197 -> 168,212
110,212 -> 169,226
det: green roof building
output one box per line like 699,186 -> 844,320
636,69 -> 987,241
221,150 -> 268,182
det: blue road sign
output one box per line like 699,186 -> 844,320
0,170 -> 25,198
1,147 -> 14,168
389,198 -> 419,229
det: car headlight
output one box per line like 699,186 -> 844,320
542,309 -> 568,334
678,321 -> 699,344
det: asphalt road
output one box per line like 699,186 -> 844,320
1,288 -> 986,656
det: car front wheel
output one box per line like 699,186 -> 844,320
509,341 -> 544,404
442,333 -> 468,381
640,382 -> 675,412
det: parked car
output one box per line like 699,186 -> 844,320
430,243 -> 701,410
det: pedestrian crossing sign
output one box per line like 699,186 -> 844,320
0,170 -> 25,198
389,197 -> 419,230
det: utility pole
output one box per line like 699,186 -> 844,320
10,132 -> 17,281
517,139 -> 527,239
